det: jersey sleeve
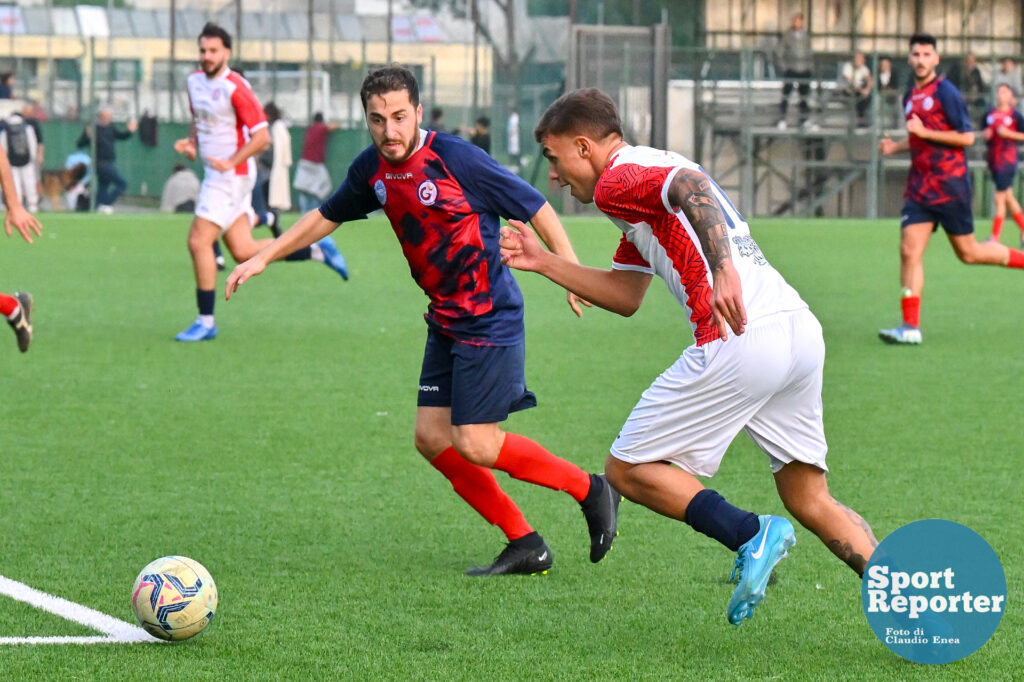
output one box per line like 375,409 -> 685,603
432,134 -> 545,221
937,80 -> 972,132
611,235 -> 654,273
318,147 -> 381,223
230,77 -> 267,133
593,162 -> 677,223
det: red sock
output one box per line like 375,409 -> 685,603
430,447 -> 532,540
992,215 -> 1005,240
1007,249 -> 1024,269
0,294 -> 18,318
901,295 -> 921,327
492,433 -> 591,502
1013,212 -> 1024,232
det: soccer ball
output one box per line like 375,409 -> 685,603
131,556 -> 218,641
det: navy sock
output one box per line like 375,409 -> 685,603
684,489 -> 760,552
196,288 -> 216,316
212,241 -> 222,258
285,246 -> 312,261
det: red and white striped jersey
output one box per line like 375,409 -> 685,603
595,145 -> 807,346
186,68 -> 266,177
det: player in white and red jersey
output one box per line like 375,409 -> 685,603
500,88 -> 878,626
172,23 -> 348,342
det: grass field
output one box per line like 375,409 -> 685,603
0,212 -> 1020,680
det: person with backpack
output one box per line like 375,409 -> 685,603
0,112 -> 40,213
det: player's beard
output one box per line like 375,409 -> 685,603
378,131 -> 418,163
202,57 -> 228,78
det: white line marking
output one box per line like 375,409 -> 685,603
0,574 -> 162,645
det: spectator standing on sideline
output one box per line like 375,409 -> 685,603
427,107 -> 448,133
876,57 -> 901,128
775,12 -> 814,130
265,102 -> 292,214
0,74 -> 11,99
0,110 -> 40,212
468,115 -> 491,154
991,57 -> 1022,101
293,111 -> 339,213
21,102 -> 44,193
839,51 -> 873,127
960,52 -> 987,115
77,107 -> 137,214
507,108 -> 521,166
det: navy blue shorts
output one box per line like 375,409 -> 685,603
901,198 -> 974,236
417,329 -> 537,426
991,168 -> 1017,191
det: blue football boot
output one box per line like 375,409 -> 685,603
175,319 -> 218,342
317,236 -> 349,281
727,515 -> 796,625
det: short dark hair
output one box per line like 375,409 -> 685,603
313,112 -> 324,123
430,107 -> 444,121
360,66 -> 419,110
534,88 -> 623,143
475,115 -> 490,128
264,102 -> 281,123
199,22 -> 232,50
908,32 -> 936,50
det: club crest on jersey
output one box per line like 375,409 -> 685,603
417,180 -> 438,206
923,96 -> 934,111
374,179 -> 387,205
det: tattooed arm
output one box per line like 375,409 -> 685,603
666,167 -> 747,338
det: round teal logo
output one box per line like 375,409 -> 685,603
862,519 -> 1006,664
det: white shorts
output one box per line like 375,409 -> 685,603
611,308 -> 828,477
196,173 -> 256,233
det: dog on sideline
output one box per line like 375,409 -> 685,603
39,163 -> 87,211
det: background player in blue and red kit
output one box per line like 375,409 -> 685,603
878,33 -> 1024,345
225,66 -> 619,575
982,83 -> 1024,243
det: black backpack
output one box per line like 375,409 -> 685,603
5,119 -> 30,167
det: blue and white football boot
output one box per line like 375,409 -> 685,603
727,515 -> 796,625
175,319 -> 218,342
317,236 -> 349,281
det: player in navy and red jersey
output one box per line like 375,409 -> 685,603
500,87 -> 878,625
982,83 -> 1024,243
224,66 -> 619,575
878,33 -> 1024,345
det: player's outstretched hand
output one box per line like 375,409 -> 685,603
225,256 -> 268,300
5,205 -> 43,244
499,220 -> 547,271
710,260 -> 746,340
566,291 -> 592,318
878,136 -> 898,155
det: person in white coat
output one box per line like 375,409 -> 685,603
265,102 -> 292,212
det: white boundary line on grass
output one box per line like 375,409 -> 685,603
0,574 -> 162,645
